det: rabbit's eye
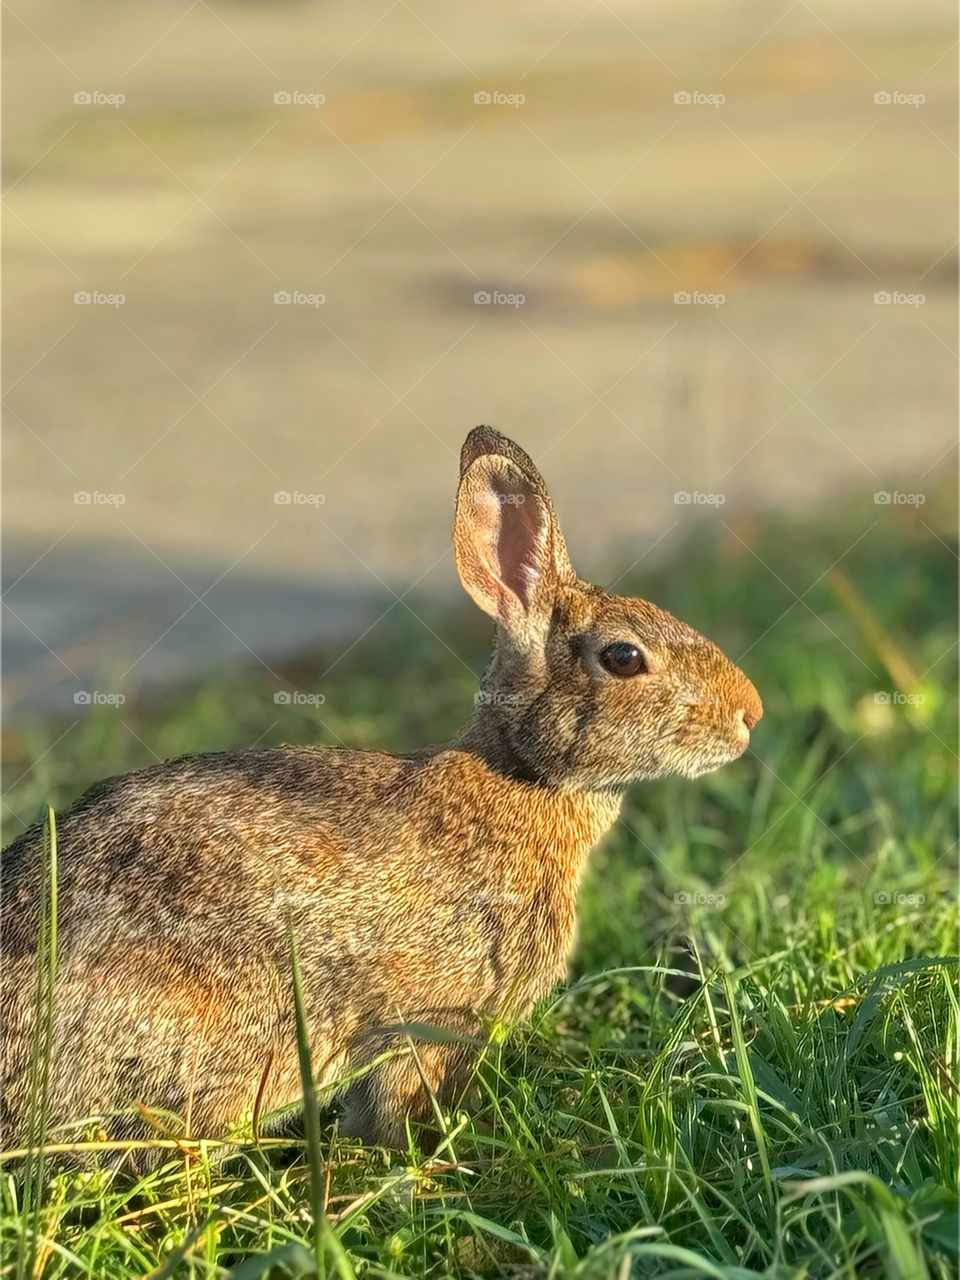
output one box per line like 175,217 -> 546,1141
599,642 -> 648,678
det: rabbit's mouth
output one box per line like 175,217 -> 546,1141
682,738 -> 749,777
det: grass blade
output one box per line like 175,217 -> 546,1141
286,913 -> 356,1280
17,805 -> 58,1280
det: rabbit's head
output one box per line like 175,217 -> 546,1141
454,427 -> 762,791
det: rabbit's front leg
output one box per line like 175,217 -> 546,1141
340,1038 -> 473,1149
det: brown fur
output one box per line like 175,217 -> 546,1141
1,428 -> 761,1153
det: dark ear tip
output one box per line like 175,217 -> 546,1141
460,426 -> 541,482
460,425 -> 507,475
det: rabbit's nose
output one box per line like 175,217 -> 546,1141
737,682 -> 762,732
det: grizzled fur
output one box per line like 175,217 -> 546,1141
2,427 -> 761,1155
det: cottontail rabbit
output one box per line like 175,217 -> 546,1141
2,427 -> 761,1154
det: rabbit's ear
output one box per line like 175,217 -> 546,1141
459,424 -> 543,481
454,432 -> 575,641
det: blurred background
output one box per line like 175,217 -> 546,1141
2,0 -> 957,766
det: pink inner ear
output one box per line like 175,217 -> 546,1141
493,481 -> 544,610
488,471 -> 547,609
454,453 -> 561,629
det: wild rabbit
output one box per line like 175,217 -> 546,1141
2,426 -> 761,1155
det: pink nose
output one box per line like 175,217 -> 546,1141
742,709 -> 759,730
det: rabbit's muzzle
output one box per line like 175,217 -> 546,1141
669,664 -> 762,777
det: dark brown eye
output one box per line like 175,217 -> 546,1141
599,642 -> 648,678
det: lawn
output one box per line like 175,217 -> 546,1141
2,504 -> 958,1279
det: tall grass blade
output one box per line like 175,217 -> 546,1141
17,805 -> 58,1280
722,974 -> 772,1205
286,913 -> 355,1280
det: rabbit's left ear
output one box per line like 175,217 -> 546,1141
454,428 -> 576,644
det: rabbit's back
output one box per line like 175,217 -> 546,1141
2,743 -> 613,1147
3,746 -> 408,973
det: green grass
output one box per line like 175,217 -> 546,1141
2,507 -> 958,1278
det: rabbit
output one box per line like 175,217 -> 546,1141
1,426 -> 761,1158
